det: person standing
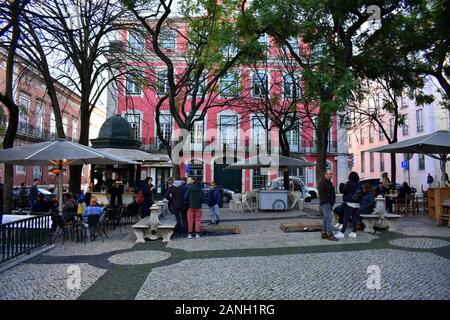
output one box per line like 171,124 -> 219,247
141,177 -> 156,218
427,173 -> 434,189
318,170 -> 338,241
184,177 -> 203,239
207,182 -> 221,225
165,178 -> 186,236
336,171 -> 362,239
19,182 -> 29,209
109,182 -> 123,206
29,179 -> 39,207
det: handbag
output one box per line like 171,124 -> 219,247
136,190 -> 144,205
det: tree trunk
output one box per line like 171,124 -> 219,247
2,107 -> 19,211
390,153 -> 396,186
316,113 -> 330,187
279,130 -> 290,190
172,164 -> 180,179
69,107 -> 90,193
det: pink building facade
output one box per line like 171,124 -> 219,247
107,22 -> 340,194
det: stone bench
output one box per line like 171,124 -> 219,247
132,200 -> 177,243
360,213 -> 401,232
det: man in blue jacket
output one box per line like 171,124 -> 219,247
207,182 -> 221,225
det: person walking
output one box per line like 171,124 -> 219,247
184,177 -> 203,239
207,182 -> 221,225
29,178 -> 40,207
165,178 -> 186,236
140,177 -> 156,218
318,170 -> 338,241
427,173 -> 434,189
336,171 -> 362,239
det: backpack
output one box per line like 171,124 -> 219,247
136,190 -> 144,205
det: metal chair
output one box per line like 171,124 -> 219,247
82,214 -> 108,243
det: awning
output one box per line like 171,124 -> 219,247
93,148 -> 171,163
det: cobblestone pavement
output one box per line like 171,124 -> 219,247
0,209 -> 448,300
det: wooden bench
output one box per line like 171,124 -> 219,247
200,224 -> 240,234
280,220 -> 322,232
437,199 -> 450,227
132,201 -> 177,243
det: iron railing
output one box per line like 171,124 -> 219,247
0,213 -> 53,264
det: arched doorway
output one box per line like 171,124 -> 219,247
214,158 -> 242,193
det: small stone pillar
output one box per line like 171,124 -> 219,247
148,204 -> 160,240
156,201 -> 165,216
162,198 -> 170,214
373,196 -> 386,215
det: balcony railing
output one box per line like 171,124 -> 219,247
140,136 -> 338,154
0,116 -> 78,142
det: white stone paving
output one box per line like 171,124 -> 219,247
108,250 -> 171,265
0,263 -> 106,300
136,249 -> 450,300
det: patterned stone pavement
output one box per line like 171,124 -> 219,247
0,209 -> 449,300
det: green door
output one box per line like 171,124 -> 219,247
214,162 -> 242,193
155,168 -> 171,200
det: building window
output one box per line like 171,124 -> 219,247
379,125 -> 384,141
16,165 -> 25,175
370,152 -> 374,172
416,109 -> 423,132
369,125 -> 374,143
252,168 -> 267,190
72,119 -> 77,141
50,112 -> 56,138
418,154 -> 425,170
156,70 -> 169,95
18,95 -> 30,132
448,110 -> 450,129
220,71 -> 239,97
360,128 -> 364,145
349,135 -> 352,148
283,36 -> 299,53
223,44 -> 238,58
159,29 -> 176,50
286,118 -> 300,152
258,33 -> 269,51
361,151 -> 365,173
128,30 -> 145,52
380,153 -> 385,172
252,72 -> 268,98
63,116 -> 68,136
220,115 -> 238,149
389,118 -> 395,138
36,103 -> 44,137
252,116 -> 265,148
159,114 -> 172,143
402,116 -> 409,135
283,73 -> 301,99
190,121 -> 203,146
126,71 -> 143,95
188,73 -> 207,97
188,160 -> 203,181
125,112 -> 141,140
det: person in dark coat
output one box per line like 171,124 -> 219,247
336,171 -> 362,239
397,182 -> 412,200
109,182 -> 123,206
31,193 -> 51,214
207,182 -> 221,225
141,177 -> 155,218
318,170 -> 338,241
356,184 -> 376,231
18,182 -> 29,209
29,179 -> 39,207
184,177 -> 203,239
165,179 -> 186,235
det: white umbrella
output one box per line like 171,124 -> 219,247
0,139 -> 137,214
